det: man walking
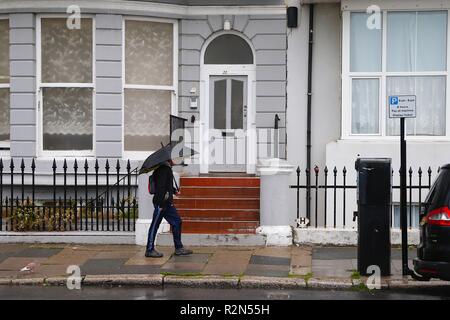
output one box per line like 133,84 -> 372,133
145,159 -> 193,258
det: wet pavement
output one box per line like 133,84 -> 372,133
0,243 -> 420,280
0,285 -> 449,300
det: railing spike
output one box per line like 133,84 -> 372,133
20,158 -> 25,170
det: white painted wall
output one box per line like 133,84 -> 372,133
286,3 -> 342,225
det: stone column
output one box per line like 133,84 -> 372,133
256,158 -> 295,246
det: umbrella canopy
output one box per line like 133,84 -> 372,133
138,142 -> 197,175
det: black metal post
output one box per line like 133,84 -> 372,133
400,117 -> 408,276
20,159 -> 25,203
84,159 -> 89,231
324,166 -> 328,227
127,160 -> 131,232
63,159 -> 67,230
52,159 -> 57,230
74,160 -> 78,231
306,4 -> 314,223
10,159 -> 14,230
296,167 -> 300,221
95,160 -> 99,231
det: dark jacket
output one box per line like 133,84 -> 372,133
152,163 -> 175,208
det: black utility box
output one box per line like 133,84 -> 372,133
355,158 -> 392,276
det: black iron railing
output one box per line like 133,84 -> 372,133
0,158 -> 139,232
290,165 -> 438,229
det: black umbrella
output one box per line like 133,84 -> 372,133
138,142 -> 197,175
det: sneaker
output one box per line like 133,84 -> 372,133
174,247 -> 193,256
145,249 -> 163,258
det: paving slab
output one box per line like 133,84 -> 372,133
80,258 -> 127,275
12,247 -> 64,258
33,264 -> 70,277
203,250 -> 252,276
91,250 -> 137,260
312,247 -> 357,260
0,270 -> 19,278
254,246 -> 291,258
0,257 -> 47,271
168,253 -> 211,264
0,244 -> 26,253
249,255 -> 291,266
245,264 -> 290,278
119,265 -> 162,275
161,262 -> 205,274
290,246 -> 312,275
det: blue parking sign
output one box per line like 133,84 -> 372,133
390,96 -> 399,105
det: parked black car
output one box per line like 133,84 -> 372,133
414,164 -> 450,281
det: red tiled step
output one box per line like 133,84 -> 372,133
180,177 -> 260,188
181,220 -> 258,234
178,208 -> 259,221
178,187 -> 259,198
174,198 -> 259,210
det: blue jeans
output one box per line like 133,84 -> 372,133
146,203 -> 183,251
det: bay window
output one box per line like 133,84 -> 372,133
345,10 -> 449,138
38,17 -> 94,153
0,18 -> 9,149
124,19 -> 177,154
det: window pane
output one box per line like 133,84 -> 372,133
0,88 -> 9,142
124,89 -> 171,151
231,79 -> 244,129
352,79 -> 379,134
41,18 -> 92,83
43,88 -> 93,150
0,19 -> 9,84
387,11 -> 447,72
350,13 -> 382,72
204,34 -> 253,64
213,79 -> 227,130
125,20 -> 173,86
387,76 -> 446,136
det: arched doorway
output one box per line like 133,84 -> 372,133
199,32 -> 256,174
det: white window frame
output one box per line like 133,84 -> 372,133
36,14 -> 96,157
122,16 -> 178,160
0,16 -> 10,154
342,8 -> 450,141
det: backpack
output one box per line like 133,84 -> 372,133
148,172 -> 157,195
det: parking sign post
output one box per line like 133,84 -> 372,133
389,95 -> 416,276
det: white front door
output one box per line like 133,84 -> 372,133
209,76 -> 247,172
